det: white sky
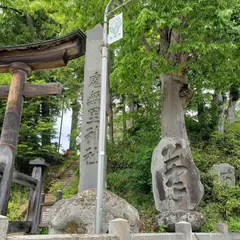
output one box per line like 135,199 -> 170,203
54,109 -> 72,153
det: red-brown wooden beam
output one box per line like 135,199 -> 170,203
0,82 -> 62,98
0,30 -> 86,73
0,62 -> 31,215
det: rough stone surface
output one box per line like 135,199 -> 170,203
109,218 -> 130,240
215,222 -> 229,234
157,210 -> 205,232
7,235 -> 118,240
131,233 -> 186,240
0,215 -> 8,240
48,189 -> 139,234
175,222 -> 192,240
79,24 -> 103,192
151,137 -> 204,212
8,233 -> 240,240
192,233 -> 233,240
210,163 -> 235,186
215,222 -> 230,240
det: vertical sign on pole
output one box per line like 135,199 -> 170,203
108,13 -> 123,45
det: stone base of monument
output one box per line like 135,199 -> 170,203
156,210 -> 205,232
48,188 -> 139,234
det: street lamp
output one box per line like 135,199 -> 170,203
95,0 -> 135,234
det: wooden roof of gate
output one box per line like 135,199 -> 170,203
0,30 -> 86,73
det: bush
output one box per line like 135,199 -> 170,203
228,217 -> 240,232
7,184 -> 28,220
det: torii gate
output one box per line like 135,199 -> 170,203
0,30 -> 86,215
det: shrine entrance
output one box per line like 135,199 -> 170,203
0,30 -> 86,233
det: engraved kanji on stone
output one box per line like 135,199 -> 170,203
87,90 -> 100,106
83,146 -> 98,164
89,71 -> 101,88
87,107 -> 100,124
152,138 -> 204,212
162,144 -> 187,202
84,125 -> 99,143
79,24 -> 104,192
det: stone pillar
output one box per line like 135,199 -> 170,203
215,222 -> 228,234
175,221 -> 192,240
152,138 -> 205,231
215,223 -> 230,240
0,215 -> 8,240
109,218 -> 130,240
79,24 -> 103,192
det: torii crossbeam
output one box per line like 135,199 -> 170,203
0,30 -> 86,215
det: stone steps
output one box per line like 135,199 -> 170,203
43,161 -> 79,203
44,193 -> 55,203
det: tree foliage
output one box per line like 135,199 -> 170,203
1,0 -> 240,231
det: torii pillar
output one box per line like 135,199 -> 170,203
0,30 -> 86,214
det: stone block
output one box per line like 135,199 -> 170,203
131,233 -> 186,240
0,215 -> 8,240
79,24 -> 103,192
109,218 -> 130,240
175,221 -> 192,240
215,222 -> 228,234
192,233 -> 227,240
7,234 -> 118,240
151,137 -> 204,212
210,163 -> 235,186
215,222 -> 230,240
157,210 -> 205,232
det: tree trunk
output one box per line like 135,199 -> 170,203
213,92 -> 225,133
69,100 -> 81,150
161,75 -> 190,141
122,95 -> 127,137
25,14 -> 37,40
227,86 -> 239,123
197,100 -> 204,126
129,94 -> 134,129
157,27 -> 191,140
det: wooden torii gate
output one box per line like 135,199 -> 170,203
0,30 -> 86,215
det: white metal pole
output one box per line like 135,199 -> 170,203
95,0 -> 135,233
95,0 -> 114,234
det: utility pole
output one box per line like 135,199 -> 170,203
95,0 -> 135,234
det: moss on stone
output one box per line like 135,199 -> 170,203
65,221 -> 80,234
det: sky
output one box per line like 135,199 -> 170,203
54,109 -> 72,153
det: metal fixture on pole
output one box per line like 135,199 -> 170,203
95,0 -> 135,234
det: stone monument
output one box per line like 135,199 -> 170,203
48,25 -> 140,233
151,137 -> 205,231
210,163 -> 235,186
79,24 -> 103,192
48,189 -> 139,234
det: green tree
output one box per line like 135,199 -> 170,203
0,1 -> 64,171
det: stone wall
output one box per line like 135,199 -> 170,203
7,235 -> 118,240
1,216 -> 239,240
193,233 -> 240,240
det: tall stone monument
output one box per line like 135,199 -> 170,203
48,25 -> 140,234
79,24 -> 103,192
151,137 -> 205,231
